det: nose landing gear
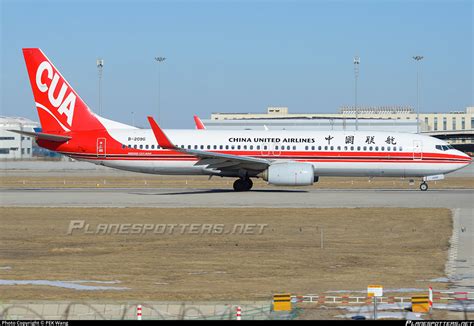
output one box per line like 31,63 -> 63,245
419,182 -> 428,191
233,178 -> 253,192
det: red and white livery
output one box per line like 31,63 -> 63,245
15,48 -> 471,191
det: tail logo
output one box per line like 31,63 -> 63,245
36,61 -> 76,127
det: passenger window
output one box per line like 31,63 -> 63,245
225,145 -> 229,150
133,145 -> 137,149
293,146 -> 296,150
219,145 -> 223,150
363,146 -> 367,151
381,146 -> 384,151
369,146 -> 372,151
318,146 -> 322,151
357,146 -> 361,151
337,146 -> 341,151
257,145 -> 261,150
305,146 -> 308,150
139,145 -> 143,149
275,145 -> 279,150
387,146 -> 391,151
375,146 -> 378,151
344,146 -> 347,151
243,145 -> 247,150
207,145 -> 211,149
237,145 -> 241,150
324,146 -> 328,150
399,146 -> 403,151
151,145 -> 155,149
350,146 -> 354,151
312,146 -> 316,150
250,145 -> 253,150
330,146 -> 334,151
263,145 -> 268,150
393,147 -> 397,151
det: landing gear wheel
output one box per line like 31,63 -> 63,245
246,178 -> 253,190
420,182 -> 428,191
233,178 -> 253,191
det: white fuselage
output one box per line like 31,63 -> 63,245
66,129 -> 471,179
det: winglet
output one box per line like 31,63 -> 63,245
193,115 -> 206,130
147,116 -> 175,149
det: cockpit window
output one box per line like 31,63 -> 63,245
436,145 -> 454,151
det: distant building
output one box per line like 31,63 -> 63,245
207,106 -> 474,154
210,106 -> 474,133
0,117 -> 39,160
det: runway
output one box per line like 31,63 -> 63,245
1,187 -> 472,208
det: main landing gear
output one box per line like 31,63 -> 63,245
419,182 -> 428,191
233,178 -> 253,192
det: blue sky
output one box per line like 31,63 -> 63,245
1,0 -> 472,128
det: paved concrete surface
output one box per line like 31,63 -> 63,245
447,208 -> 474,293
0,187 -> 471,208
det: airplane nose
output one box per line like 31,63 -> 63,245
459,151 -> 472,164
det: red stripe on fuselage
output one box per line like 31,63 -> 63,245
63,149 -> 470,163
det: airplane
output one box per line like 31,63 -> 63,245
12,48 -> 472,192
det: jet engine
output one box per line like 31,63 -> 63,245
260,163 -> 318,186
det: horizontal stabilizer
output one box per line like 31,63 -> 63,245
7,129 -> 71,142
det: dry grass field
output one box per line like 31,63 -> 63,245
0,207 -> 451,301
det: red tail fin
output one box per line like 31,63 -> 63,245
193,115 -> 206,130
22,48 -> 103,133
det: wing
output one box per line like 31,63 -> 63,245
147,116 -> 270,174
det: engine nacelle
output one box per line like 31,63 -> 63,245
261,163 -> 317,186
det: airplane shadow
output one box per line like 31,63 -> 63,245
130,188 -> 308,196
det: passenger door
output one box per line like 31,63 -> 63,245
413,140 -> 422,160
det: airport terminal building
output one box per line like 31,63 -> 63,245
205,106 -> 474,153
0,116 -> 39,160
208,106 -> 474,133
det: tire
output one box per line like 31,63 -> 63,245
420,182 -> 428,191
233,179 -> 245,192
245,178 -> 253,190
233,178 -> 253,191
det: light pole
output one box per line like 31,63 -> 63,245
354,56 -> 360,131
154,56 -> 166,124
413,55 -> 424,133
96,59 -> 104,116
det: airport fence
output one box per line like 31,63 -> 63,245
0,301 -> 299,320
